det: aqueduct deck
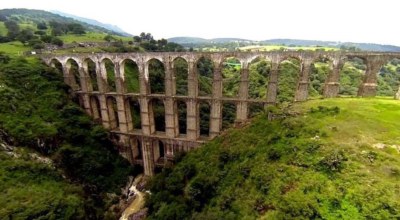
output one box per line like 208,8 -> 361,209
42,51 -> 400,176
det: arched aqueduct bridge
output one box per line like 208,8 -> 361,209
41,51 -> 400,176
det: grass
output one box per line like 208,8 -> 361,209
0,41 -> 32,56
59,32 -> 131,43
296,97 -> 400,146
0,22 -> 6,36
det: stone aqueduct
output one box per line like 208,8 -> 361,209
42,51 -> 400,176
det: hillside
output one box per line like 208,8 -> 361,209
0,8 -> 125,36
146,98 -> 400,219
50,10 -> 132,37
168,36 -> 400,52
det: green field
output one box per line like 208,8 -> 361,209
0,41 -> 32,55
239,45 -> 339,51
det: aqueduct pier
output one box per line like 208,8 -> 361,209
42,51 -> 400,176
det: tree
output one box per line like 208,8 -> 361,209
37,22 -> 48,30
103,34 -> 116,42
16,29 -> 35,45
51,37 -> 64,47
133,36 -> 141,42
4,20 -> 20,40
67,23 -> 85,35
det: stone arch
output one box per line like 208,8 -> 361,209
308,56 -> 333,98
221,56 -> 241,97
149,98 -> 165,133
248,102 -> 265,118
101,58 -> 117,92
172,57 -> 188,96
339,56 -> 367,96
90,95 -> 101,121
147,58 -> 165,94
277,57 -> 301,102
376,58 -> 400,97
196,56 -> 214,96
49,58 -> 63,74
121,59 -> 140,93
222,101 -> 236,130
83,58 -> 98,91
125,97 -> 142,131
66,58 -> 81,91
248,56 -> 272,99
198,101 -> 211,137
106,96 -> 119,130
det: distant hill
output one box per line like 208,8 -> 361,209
0,8 -> 126,36
169,36 -> 400,52
51,10 -> 132,37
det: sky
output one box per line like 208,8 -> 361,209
1,0 -> 399,45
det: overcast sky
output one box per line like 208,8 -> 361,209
1,0 -> 399,45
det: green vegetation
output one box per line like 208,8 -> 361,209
0,54 -> 132,219
146,98 -> 400,219
0,150 -> 85,219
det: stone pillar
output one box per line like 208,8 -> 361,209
113,62 -> 129,133
210,66 -> 222,138
323,59 -> 342,98
142,137 -> 155,176
295,59 -> 312,101
78,66 -> 92,115
267,62 -> 279,103
63,65 -> 76,90
96,61 -> 110,129
395,87 -> 400,100
236,66 -> 249,123
187,61 -> 199,140
164,60 -> 177,138
357,57 -> 385,97
138,61 -> 155,176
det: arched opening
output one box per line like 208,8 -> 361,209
173,57 -> 188,96
84,58 -> 98,91
50,59 -> 63,74
90,96 -> 101,120
339,57 -> 366,96
248,103 -> 265,118
197,57 -> 214,96
222,57 -> 241,97
122,59 -> 140,93
158,140 -> 165,158
148,59 -> 165,94
199,101 -> 211,137
66,58 -> 81,91
308,57 -> 332,98
377,58 -> 400,97
102,58 -> 116,92
107,96 -> 119,130
277,57 -> 301,102
131,138 -> 143,160
149,99 -> 165,133
126,97 -> 141,131
222,102 -> 236,130
248,57 -> 271,99
177,100 -> 187,135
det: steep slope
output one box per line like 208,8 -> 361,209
146,98 -> 400,219
0,55 -> 133,219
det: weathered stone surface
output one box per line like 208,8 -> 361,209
41,51 -> 400,176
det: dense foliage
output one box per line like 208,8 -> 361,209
0,55 -> 132,219
146,98 -> 400,219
